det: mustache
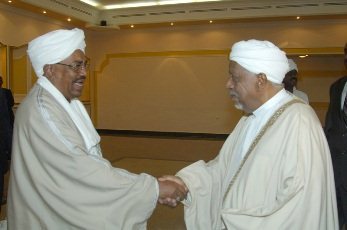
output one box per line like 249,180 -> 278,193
229,91 -> 238,97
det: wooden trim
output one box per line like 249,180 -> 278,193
96,49 -> 229,74
97,129 -> 228,140
96,47 -> 345,74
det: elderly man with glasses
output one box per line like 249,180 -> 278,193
6,28 -> 187,230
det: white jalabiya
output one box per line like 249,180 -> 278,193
8,83 -> 158,229
7,28 -> 159,229
37,77 -> 100,156
293,88 -> 309,104
177,91 -> 338,230
230,40 -> 289,84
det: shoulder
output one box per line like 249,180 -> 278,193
293,89 -> 309,103
331,76 -> 347,89
283,101 -> 319,125
16,84 -> 66,125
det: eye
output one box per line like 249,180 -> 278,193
71,62 -> 82,70
232,75 -> 239,82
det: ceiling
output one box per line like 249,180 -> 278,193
4,0 -> 347,30
80,0 -> 226,9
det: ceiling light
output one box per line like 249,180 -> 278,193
105,0 -> 222,9
43,10 -> 47,14
296,16 -> 300,20
299,54 -> 308,58
159,0 -> 221,4
209,20 -> 213,23
67,18 -> 71,22
79,0 -> 99,7
130,25 -> 134,28
8,0 -> 12,3
105,2 -> 156,9
170,22 -> 174,26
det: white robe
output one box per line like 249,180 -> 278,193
177,96 -> 338,230
293,88 -> 309,104
7,84 -> 158,230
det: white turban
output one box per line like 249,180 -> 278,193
27,28 -> 86,78
229,39 -> 289,84
288,59 -> 298,72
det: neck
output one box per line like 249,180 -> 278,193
260,85 -> 282,105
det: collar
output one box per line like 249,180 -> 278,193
253,89 -> 290,118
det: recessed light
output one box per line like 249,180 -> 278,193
43,10 -> 47,14
130,25 -> 134,28
67,18 -> 71,22
8,0 -> 12,3
170,22 -> 174,26
296,16 -> 300,20
209,20 -> 213,23
299,54 -> 308,58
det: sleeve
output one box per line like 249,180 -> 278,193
324,83 -> 335,134
176,133 -> 237,230
17,94 -> 159,228
6,89 -> 14,107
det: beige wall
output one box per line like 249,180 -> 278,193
90,20 -> 347,131
0,4 -> 71,47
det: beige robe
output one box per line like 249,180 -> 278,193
7,84 -> 158,230
177,101 -> 338,229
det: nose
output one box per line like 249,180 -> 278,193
226,78 -> 234,89
79,65 -> 88,75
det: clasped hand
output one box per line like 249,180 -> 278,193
157,175 -> 188,207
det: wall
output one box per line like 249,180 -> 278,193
0,3 -> 91,108
89,19 -> 347,131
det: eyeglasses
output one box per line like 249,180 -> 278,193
56,60 -> 90,72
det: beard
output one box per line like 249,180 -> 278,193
234,102 -> 243,110
229,91 -> 243,110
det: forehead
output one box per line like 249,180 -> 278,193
229,61 -> 242,72
64,49 -> 86,61
229,61 -> 250,77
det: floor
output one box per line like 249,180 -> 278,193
1,158 -> 347,230
0,158 -> 191,230
114,158 -> 191,230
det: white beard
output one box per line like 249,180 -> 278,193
229,91 -> 243,111
234,102 -> 243,110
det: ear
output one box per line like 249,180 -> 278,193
256,73 -> 267,88
43,64 -> 54,79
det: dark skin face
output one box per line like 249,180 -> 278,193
226,61 -> 283,114
282,70 -> 298,93
43,49 -> 87,102
227,61 -> 267,114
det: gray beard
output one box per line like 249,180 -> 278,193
234,102 -> 243,110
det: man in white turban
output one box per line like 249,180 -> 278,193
282,58 -> 309,103
160,39 -> 338,229
7,28 -> 187,230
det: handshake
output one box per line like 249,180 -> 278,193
157,175 -> 188,207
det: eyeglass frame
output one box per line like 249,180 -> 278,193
55,59 -> 90,72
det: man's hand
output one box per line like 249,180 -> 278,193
157,175 -> 188,207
